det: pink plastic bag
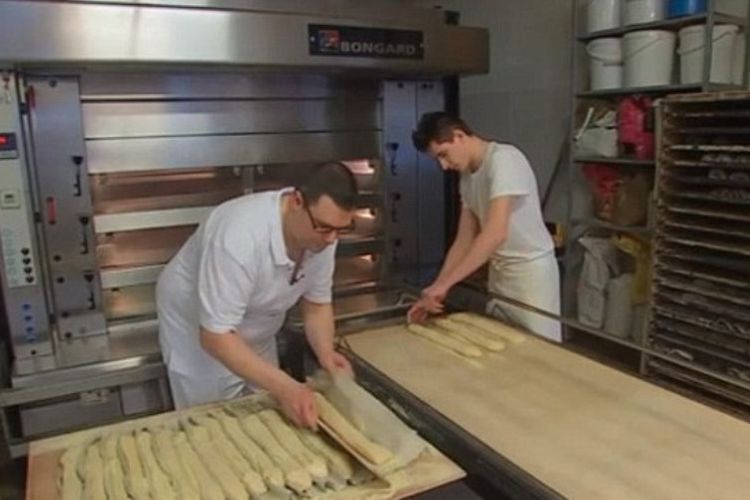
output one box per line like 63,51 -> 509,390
583,163 -> 620,221
618,97 -> 654,160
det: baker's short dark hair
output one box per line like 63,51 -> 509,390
300,162 -> 358,210
412,112 -> 475,152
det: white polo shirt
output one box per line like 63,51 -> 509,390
156,188 -> 336,378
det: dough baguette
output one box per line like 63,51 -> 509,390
239,412 -> 312,494
101,435 -> 129,500
59,445 -> 84,500
82,442 -> 106,500
407,323 -> 483,358
314,392 -> 393,466
174,431 -> 225,500
449,312 -> 526,344
192,415 -> 268,498
135,430 -> 176,500
152,428 -> 201,500
118,433 -> 150,500
433,318 -> 505,351
258,409 -> 329,481
183,420 -> 248,500
296,428 -> 356,482
213,410 -> 285,490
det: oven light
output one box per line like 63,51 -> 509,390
343,159 -> 375,175
355,209 -> 376,219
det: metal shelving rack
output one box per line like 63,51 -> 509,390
646,91 -> 750,414
562,0 -> 750,370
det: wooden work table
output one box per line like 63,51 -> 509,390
346,323 -> 750,500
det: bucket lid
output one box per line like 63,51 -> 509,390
679,23 -> 740,36
588,37 -> 623,47
624,29 -> 674,39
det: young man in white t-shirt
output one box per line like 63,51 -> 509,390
157,162 -> 357,427
408,112 -> 561,342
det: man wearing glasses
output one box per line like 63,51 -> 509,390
156,162 -> 357,428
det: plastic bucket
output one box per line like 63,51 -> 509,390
623,0 -> 666,25
588,0 -> 621,32
678,24 -> 739,84
668,0 -> 707,18
623,30 -> 676,86
716,0 -> 749,18
587,38 -> 624,89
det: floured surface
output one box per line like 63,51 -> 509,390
347,323 -> 750,500
27,392 -> 463,500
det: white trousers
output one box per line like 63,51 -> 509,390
486,254 -> 562,343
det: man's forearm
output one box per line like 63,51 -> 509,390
200,329 -> 293,394
440,231 -> 505,289
436,236 -> 474,283
302,301 -> 336,364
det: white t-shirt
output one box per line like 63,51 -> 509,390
156,188 -> 335,377
459,142 -> 554,263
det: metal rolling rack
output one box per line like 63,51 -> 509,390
646,91 -> 750,414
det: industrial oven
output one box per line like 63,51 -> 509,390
0,0 -> 488,456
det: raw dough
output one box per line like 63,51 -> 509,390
118,433 -> 150,500
258,409 -> 329,480
433,318 -> 506,351
297,427 -> 356,482
135,430 -> 176,500
174,431 -> 224,500
101,434 -> 129,500
183,419 -> 249,500
314,392 -> 393,466
406,324 -> 483,358
450,312 -> 526,344
152,428 -> 201,500
59,445 -> 83,500
239,411 -> 313,494
213,410 -> 286,491
82,441 -> 106,500
192,414 -> 268,497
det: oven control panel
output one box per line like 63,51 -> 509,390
0,129 -> 37,289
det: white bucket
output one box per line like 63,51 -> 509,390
733,32 -> 746,85
587,38 -> 624,89
716,0 -> 749,18
678,24 -> 739,84
588,0 -> 621,33
623,30 -> 676,87
623,0 -> 665,26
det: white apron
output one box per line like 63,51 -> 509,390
156,273 -> 283,409
486,253 -> 562,342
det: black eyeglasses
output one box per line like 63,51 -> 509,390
302,201 -> 354,235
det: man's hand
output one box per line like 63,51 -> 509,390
421,282 -> 449,313
273,379 -> 319,429
407,300 -> 429,324
320,351 -> 353,376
